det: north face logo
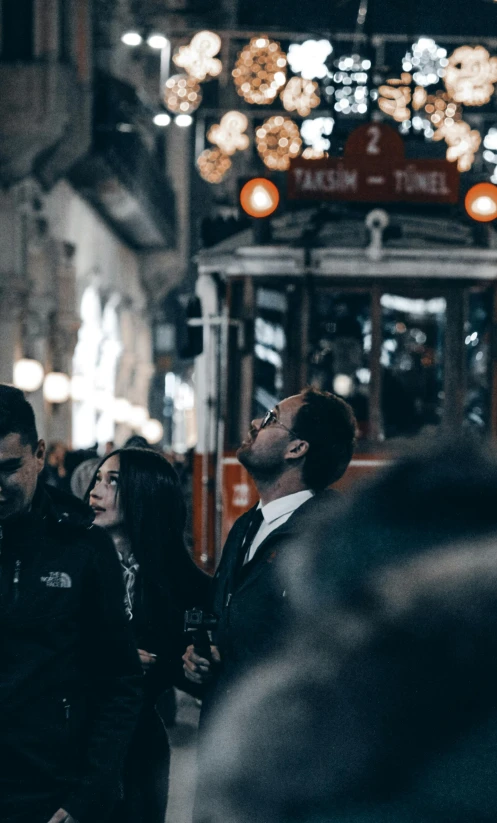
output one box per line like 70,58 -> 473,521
41,572 -> 72,589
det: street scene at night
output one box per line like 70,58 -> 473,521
4,1 -> 497,822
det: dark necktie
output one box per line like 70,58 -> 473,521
236,507 -> 264,573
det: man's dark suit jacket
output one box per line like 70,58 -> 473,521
201,489 -> 340,720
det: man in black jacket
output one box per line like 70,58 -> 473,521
0,385 -> 143,823
183,387 -> 356,718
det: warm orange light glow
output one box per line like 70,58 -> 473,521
240,178 -> 280,218
465,183 -> 497,222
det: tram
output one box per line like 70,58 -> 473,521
191,202 -> 497,571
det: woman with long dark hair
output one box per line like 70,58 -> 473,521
87,447 -> 208,823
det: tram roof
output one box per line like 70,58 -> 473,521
197,207 -> 497,281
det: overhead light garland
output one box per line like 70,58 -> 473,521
402,38 -> 448,87
300,117 -> 334,158
163,74 -> 202,114
207,111 -> 249,155
173,30 -> 222,81
281,77 -> 320,116
232,37 -> 287,105
255,116 -> 302,170
445,46 -> 497,105
434,119 -> 482,171
196,148 -> 232,183
324,53 -> 371,116
287,39 -> 333,80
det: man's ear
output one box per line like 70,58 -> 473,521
286,439 -> 309,461
35,439 -> 46,472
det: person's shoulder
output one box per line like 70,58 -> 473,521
290,489 -> 342,526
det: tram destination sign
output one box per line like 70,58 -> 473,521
288,123 -> 459,205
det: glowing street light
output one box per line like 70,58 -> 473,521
465,182 -> 497,221
121,31 -> 142,47
13,359 -> 44,392
153,113 -> 171,126
240,178 -> 280,218
147,33 -> 169,50
175,114 -> 193,127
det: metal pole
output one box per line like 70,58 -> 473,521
214,304 -> 230,565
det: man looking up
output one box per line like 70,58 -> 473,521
0,385 -> 143,823
183,387 -> 356,717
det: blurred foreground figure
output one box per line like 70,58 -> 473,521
197,436 -> 497,823
0,386 -> 143,823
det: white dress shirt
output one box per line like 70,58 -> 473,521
244,489 -> 314,563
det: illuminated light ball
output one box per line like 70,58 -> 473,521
302,147 -> 328,159
207,111 -> 249,155
128,405 -> 149,429
403,38 -> 448,87
324,53 -> 370,116
256,116 -> 302,170
287,39 -> 333,80
281,77 -> 320,117
113,397 -> 132,423
232,37 -> 287,105
147,33 -> 168,50
173,30 -> 222,81
378,73 -> 412,122
333,374 -> 354,397
413,90 -> 463,138
153,113 -> 171,126
465,183 -> 497,222
240,178 -> 280,218
163,74 -> 202,114
445,46 -> 497,106
197,148 -> 232,183
141,418 -> 164,444
175,114 -> 193,127
121,31 -> 142,47
300,117 -> 334,155
43,372 -> 71,404
13,358 -> 44,392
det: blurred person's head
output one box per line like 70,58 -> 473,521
104,440 -> 115,456
46,441 -> 66,467
123,434 -> 150,449
0,385 -> 45,521
237,388 -> 356,492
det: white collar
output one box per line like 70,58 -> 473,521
259,489 -> 314,525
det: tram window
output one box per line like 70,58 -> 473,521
380,294 -> 446,439
464,288 -> 492,432
308,290 -> 371,440
252,287 -> 288,418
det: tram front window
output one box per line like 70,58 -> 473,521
253,287 -> 287,418
309,291 -> 371,440
380,294 -> 446,438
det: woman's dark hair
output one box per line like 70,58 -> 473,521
86,448 -> 201,608
293,387 -> 357,490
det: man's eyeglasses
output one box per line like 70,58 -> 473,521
260,409 -> 299,439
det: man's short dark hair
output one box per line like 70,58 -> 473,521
0,385 -> 39,451
293,387 -> 356,490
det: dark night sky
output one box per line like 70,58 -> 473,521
239,0 -> 497,38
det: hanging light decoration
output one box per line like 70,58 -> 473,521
410,89 -> 462,138
240,178 -> 280,218
378,73 -> 413,122
281,77 -> 320,116
433,120 -> 481,172
232,36 -> 287,105
287,39 -> 333,80
197,148 -> 232,183
163,74 -> 202,114
323,54 -> 371,116
207,111 -> 249,155
465,183 -> 497,222
173,30 -> 222,81
402,38 -> 448,87
483,127 -> 497,182
444,46 -> 497,106
300,117 -> 334,158
255,116 -> 302,170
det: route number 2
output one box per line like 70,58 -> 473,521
366,125 -> 381,155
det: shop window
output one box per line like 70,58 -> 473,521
380,293 -> 446,438
308,290 -> 371,440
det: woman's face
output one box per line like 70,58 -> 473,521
89,454 -> 123,529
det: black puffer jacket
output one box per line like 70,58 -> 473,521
0,484 -> 143,823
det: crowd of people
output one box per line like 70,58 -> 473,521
1,381 -> 497,823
